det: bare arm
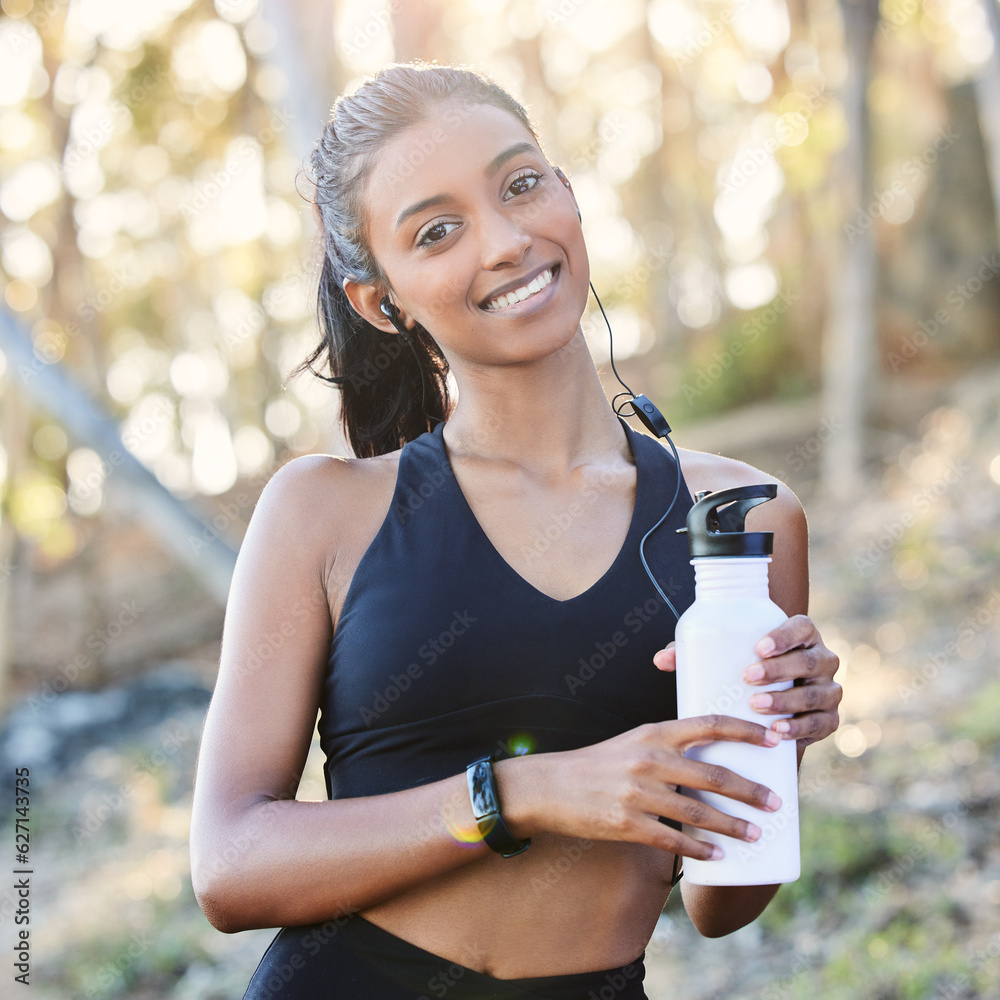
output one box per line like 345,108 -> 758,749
655,477 -> 842,937
189,455 -> 830,935
189,457 -> 495,933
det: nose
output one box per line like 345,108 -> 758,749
478,208 -> 533,270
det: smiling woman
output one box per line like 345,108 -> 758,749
187,60 -> 842,1000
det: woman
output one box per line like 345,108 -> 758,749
189,61 -> 842,999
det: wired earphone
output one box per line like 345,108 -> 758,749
378,167 -> 685,623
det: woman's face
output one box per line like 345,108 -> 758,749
348,100 -> 590,370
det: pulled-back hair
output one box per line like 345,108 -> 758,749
290,60 -> 546,459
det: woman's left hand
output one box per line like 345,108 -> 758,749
652,614 -> 843,749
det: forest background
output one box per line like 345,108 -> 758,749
0,0 -> 998,997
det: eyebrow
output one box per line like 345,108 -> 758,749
394,141 -> 541,232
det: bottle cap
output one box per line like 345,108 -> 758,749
676,484 -> 777,557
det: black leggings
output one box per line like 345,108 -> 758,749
241,911 -> 649,1000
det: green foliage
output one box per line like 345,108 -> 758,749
758,808 -> 895,934
950,678 -> 1000,746
670,299 -> 813,423
788,903 -> 974,1000
63,895 -> 212,998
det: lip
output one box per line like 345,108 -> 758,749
478,263 -> 561,315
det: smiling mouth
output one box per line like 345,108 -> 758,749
480,264 -> 560,311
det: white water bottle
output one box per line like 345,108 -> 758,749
673,485 -> 800,886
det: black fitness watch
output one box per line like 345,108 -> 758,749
465,752 -> 531,858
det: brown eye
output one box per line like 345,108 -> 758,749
504,170 -> 542,200
416,220 -> 460,247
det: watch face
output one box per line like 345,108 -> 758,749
467,760 -> 499,819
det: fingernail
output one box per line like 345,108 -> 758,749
710,846 -> 724,860
745,823 -> 762,841
756,637 -> 776,657
773,720 -> 791,733
744,663 -> 765,682
764,729 -> 781,745
751,693 -> 772,710
767,792 -> 782,811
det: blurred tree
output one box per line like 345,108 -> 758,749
820,0 -> 881,500
973,0 -> 1000,250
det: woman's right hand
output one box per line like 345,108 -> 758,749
500,716 -> 783,861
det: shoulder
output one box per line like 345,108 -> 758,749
671,443 -> 807,538
249,448 -> 403,578
672,443 -> 810,614
262,449 -> 401,505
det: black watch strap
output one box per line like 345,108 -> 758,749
466,754 -> 531,858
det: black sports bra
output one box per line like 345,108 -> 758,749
318,415 -> 696,805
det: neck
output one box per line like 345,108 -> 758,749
441,327 -> 632,477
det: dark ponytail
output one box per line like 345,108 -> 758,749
295,244 -> 450,459
286,60 -> 544,459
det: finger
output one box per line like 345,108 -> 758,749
636,816 -> 724,861
768,709 -> 839,743
661,715 -> 782,751
755,613 -> 818,658
664,754 -> 781,815
653,645 -> 676,672
625,784 -> 770,854
749,680 -> 841,717
743,644 -> 835,685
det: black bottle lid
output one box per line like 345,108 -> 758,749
676,484 -> 777,557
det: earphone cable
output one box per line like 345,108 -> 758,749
589,281 -> 683,622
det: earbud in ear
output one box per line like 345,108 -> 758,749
380,295 -> 412,340
553,166 -> 581,220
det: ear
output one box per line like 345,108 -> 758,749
342,277 -> 414,334
551,165 -> 581,218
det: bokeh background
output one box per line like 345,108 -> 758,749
0,0 -> 998,997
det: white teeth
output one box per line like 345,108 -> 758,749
486,267 -> 554,311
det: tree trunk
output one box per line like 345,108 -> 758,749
820,0 -> 881,501
0,311 -> 237,607
0,380 -> 30,718
973,0 -> 1000,249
